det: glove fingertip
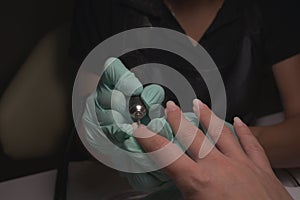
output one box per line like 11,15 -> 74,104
132,85 -> 143,96
104,57 -> 119,69
141,84 -> 165,108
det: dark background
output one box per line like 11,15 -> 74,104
0,0 -> 74,181
0,0 -> 73,96
0,0 -> 297,184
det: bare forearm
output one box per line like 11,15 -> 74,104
250,116 -> 300,168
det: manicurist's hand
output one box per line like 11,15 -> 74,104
90,57 -> 165,142
133,100 -> 293,200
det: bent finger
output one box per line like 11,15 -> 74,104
100,57 -> 143,96
141,84 -> 165,120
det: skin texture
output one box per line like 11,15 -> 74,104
133,100 -> 293,200
165,0 -> 300,167
250,54 -> 300,168
164,0 -> 224,43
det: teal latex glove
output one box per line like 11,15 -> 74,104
83,57 -> 238,193
91,57 -> 172,191
94,57 -> 165,144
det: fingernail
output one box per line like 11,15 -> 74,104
166,101 -> 178,112
234,117 -> 244,127
193,99 -> 204,110
104,57 -> 118,68
193,99 -> 200,117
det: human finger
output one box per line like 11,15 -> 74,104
233,117 -> 272,172
100,57 -> 143,96
141,84 -> 165,119
133,125 -> 203,183
166,101 -> 220,160
193,99 -> 242,157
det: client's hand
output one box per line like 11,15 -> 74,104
134,100 -> 293,200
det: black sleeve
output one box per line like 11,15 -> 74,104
70,0 -> 112,64
262,0 -> 300,66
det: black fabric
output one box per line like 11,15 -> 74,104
261,0 -> 300,66
70,0 -> 300,124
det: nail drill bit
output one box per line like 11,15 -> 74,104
129,96 -> 147,125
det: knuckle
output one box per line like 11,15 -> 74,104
181,169 -> 211,195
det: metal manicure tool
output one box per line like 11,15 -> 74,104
129,96 -> 147,125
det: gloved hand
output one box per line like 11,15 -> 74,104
82,57 -> 237,192
83,57 -> 173,191
93,57 -> 165,145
